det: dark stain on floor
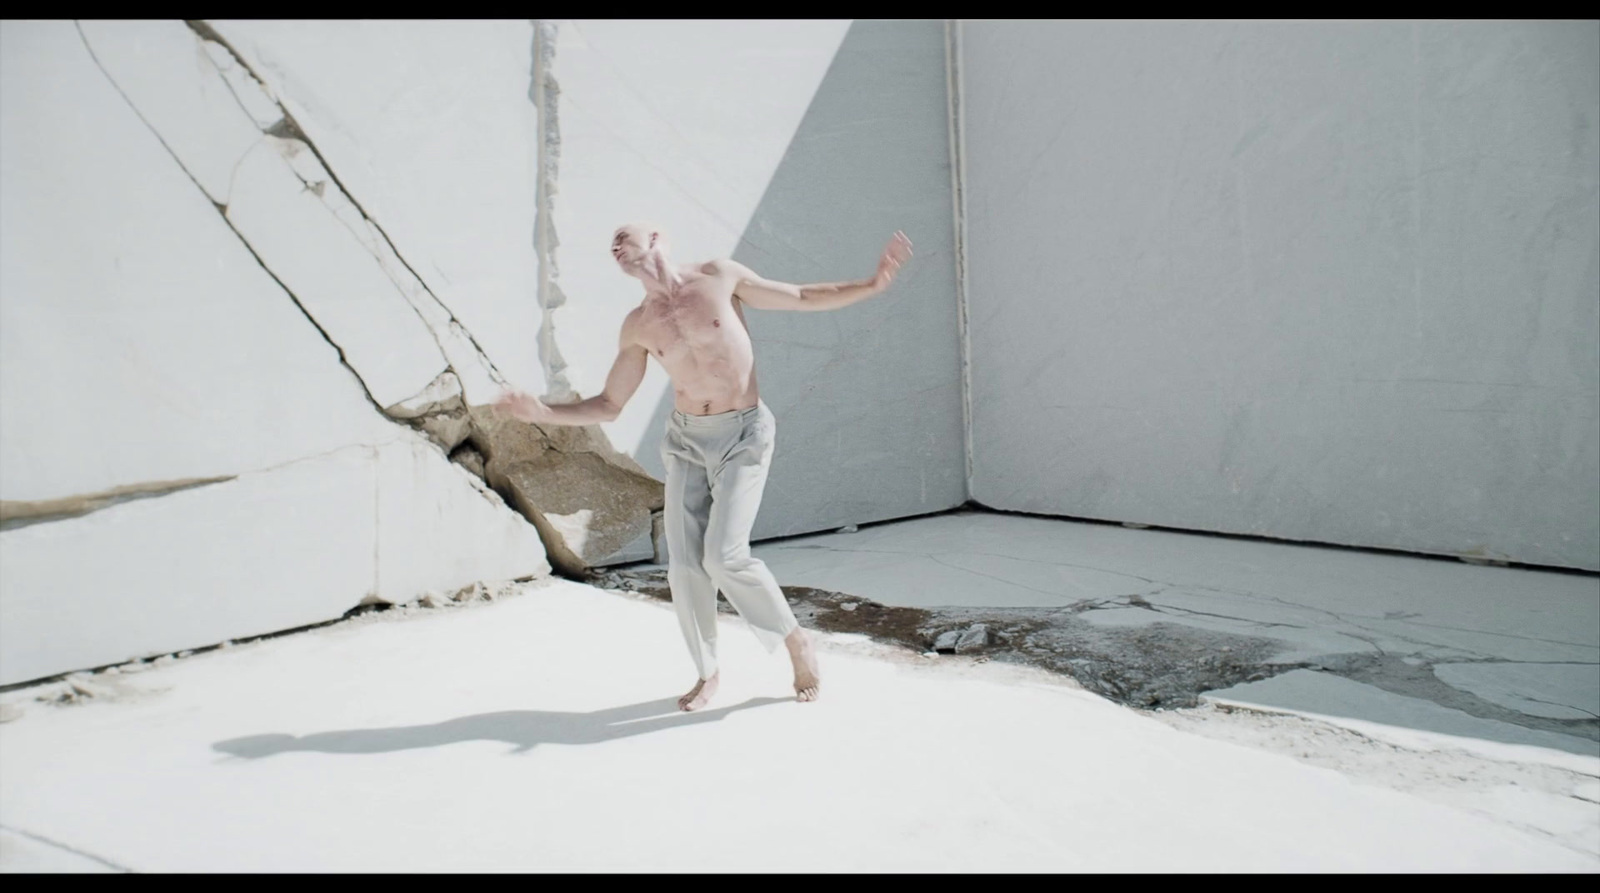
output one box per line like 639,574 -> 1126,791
586,567 -> 1600,746
587,568 -> 1294,710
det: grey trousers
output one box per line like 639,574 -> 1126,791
660,400 -> 799,680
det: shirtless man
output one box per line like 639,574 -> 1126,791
494,223 -> 913,711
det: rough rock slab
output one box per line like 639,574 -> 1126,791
389,371 -> 473,453
592,510 -> 665,568
470,407 -> 663,575
448,444 -> 487,480
955,623 -> 992,654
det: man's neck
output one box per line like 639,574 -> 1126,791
632,250 -> 682,295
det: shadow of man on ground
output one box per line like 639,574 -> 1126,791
213,696 -> 790,758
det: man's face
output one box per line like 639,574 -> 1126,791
610,226 -> 650,267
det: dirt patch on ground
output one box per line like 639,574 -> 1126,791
586,568 -> 1294,710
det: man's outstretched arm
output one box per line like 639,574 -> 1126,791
727,231 -> 912,312
494,314 -> 647,425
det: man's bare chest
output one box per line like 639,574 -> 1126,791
637,278 -> 745,348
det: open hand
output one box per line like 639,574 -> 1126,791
871,231 -> 913,291
492,390 -> 553,424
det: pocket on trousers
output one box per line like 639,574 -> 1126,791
660,427 -> 682,466
744,413 -> 774,445
743,413 -> 775,459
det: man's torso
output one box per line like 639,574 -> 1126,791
629,261 -> 761,416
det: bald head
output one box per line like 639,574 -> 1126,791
611,222 -> 668,267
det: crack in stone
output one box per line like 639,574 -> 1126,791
1520,696 -> 1600,720
262,141 -> 480,410
183,20 -> 511,401
73,21 -> 390,417
1,476 -> 235,530
1177,582 -> 1591,656
2,439 -> 435,532
1309,652 -> 1600,742
1362,617 -> 1600,652
1440,660 -> 1600,666
199,37 -> 275,129
1143,602 -> 1307,630
0,823 -> 133,873
926,553 -> 1081,600
79,20 -> 535,530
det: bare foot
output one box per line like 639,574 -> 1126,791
785,628 -> 821,702
678,673 -> 719,712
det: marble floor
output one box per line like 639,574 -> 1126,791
738,510 -> 1599,757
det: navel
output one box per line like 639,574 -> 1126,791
712,318 -> 721,327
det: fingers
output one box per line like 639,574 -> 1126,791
878,233 -> 910,286
492,391 -> 552,424
884,230 -> 913,265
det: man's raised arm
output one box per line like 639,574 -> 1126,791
727,231 -> 912,312
494,312 -> 647,426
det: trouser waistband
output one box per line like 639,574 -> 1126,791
670,401 -> 764,428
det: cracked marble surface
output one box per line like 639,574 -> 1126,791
749,510 -> 1599,755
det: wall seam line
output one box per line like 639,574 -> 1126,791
945,20 -> 975,499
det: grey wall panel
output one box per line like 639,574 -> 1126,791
963,20 -> 1599,570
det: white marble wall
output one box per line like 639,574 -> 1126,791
0,21 -> 548,685
961,21 -> 1600,571
206,19 -> 548,405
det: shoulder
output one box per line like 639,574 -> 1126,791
704,258 -> 748,277
619,305 -> 646,340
